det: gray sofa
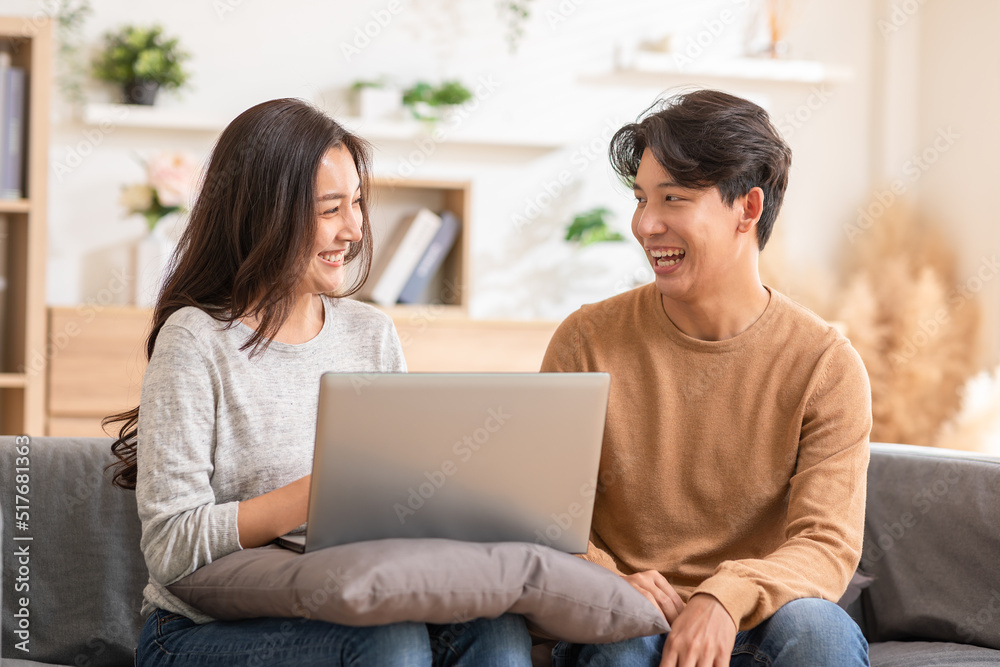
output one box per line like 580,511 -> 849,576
2,437 -> 999,666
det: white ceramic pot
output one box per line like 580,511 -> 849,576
133,215 -> 183,308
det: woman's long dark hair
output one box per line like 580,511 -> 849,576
104,98 -> 374,490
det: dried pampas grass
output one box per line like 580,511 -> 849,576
833,201 -> 980,447
936,366 -> 1000,456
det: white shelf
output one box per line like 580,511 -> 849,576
82,103 -> 239,131
583,51 -> 853,87
82,103 -> 570,149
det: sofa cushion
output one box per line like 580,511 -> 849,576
0,437 -> 147,667
168,540 -> 669,644
861,444 -> 1000,650
870,640 -> 1000,666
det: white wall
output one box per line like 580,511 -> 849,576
913,0 -> 1000,366
9,0 -> 885,323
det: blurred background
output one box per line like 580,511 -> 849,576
1,0 -> 998,452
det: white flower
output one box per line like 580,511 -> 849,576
120,183 -> 153,214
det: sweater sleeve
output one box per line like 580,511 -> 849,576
381,318 -> 408,372
540,309 -> 623,573
136,324 -> 242,586
693,340 -> 872,630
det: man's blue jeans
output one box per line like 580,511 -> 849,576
136,608 -> 533,666
552,598 -> 870,666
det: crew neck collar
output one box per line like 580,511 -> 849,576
649,283 -> 778,352
234,295 -> 333,353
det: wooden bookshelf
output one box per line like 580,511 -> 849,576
367,177 -> 471,313
0,17 -> 51,436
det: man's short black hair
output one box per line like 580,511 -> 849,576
609,89 -> 792,250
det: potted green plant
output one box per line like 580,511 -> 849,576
92,24 -> 190,105
565,207 -> 626,246
402,80 -> 473,121
350,79 -> 402,120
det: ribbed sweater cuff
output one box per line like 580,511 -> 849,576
211,500 -> 243,560
692,571 -> 758,630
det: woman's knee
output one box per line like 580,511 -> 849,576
344,621 -> 432,665
429,614 -> 532,665
558,634 -> 664,667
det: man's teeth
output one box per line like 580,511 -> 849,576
649,249 -> 685,266
320,251 -> 345,262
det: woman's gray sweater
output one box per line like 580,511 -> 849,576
136,296 -> 406,621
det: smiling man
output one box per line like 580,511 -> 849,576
542,90 -> 872,667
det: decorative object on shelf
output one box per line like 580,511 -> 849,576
121,151 -> 199,306
402,80 -> 473,122
91,24 -> 190,105
497,0 -> 533,53
565,207 -> 626,247
350,79 -> 403,120
746,0 -> 797,59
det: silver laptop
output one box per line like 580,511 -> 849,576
277,372 -> 610,554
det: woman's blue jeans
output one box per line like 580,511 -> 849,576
136,608 -> 532,666
552,598 -> 870,667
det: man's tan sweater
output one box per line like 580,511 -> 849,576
541,283 -> 872,631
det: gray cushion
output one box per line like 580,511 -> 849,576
0,436 -> 147,666
870,641 -> 1000,666
861,444 -> 1000,650
168,540 -> 669,644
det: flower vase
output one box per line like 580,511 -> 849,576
133,214 -> 183,308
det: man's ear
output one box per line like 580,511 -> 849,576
736,187 -> 764,235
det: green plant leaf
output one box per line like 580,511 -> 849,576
565,207 -> 625,246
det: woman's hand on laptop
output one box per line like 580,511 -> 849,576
623,570 -> 685,623
237,474 -> 311,549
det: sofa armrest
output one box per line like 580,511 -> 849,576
861,442 -> 1000,650
1,436 -> 148,665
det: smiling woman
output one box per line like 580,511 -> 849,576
99,98 -> 533,667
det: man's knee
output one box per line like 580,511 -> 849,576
769,598 -> 867,652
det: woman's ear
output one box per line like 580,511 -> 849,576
736,187 -> 764,234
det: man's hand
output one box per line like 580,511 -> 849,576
660,593 -> 737,667
623,570 -> 686,623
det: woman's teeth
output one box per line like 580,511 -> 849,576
320,251 -> 345,263
650,249 -> 685,266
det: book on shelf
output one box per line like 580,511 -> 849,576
361,207 -> 443,306
0,214 -> 7,370
397,210 -> 459,304
0,51 -> 26,200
